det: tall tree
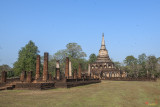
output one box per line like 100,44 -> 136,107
53,42 -> 87,73
146,55 -> 157,77
66,43 -> 86,59
137,53 -> 147,77
138,53 -> 147,65
124,55 -> 137,66
13,40 -> 39,76
124,55 -> 138,77
89,53 -> 97,63
53,49 -> 67,63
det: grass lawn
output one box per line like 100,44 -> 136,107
0,80 -> 160,107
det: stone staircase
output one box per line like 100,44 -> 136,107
0,83 -> 16,91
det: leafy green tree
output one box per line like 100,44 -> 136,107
124,55 -> 137,66
53,49 -> 67,63
89,53 -> 97,63
53,42 -> 87,73
137,53 -> 147,77
48,58 -> 56,77
124,55 -> 138,77
0,64 -> 11,72
146,55 -> 158,77
13,40 -> 39,76
66,43 -> 86,59
114,61 -> 122,69
138,53 -> 147,65
156,57 -> 160,77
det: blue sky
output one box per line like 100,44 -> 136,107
0,0 -> 160,67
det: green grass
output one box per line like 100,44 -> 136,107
0,80 -> 160,107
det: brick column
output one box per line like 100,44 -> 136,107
1,71 -> 7,83
65,57 -> 69,79
26,71 -> 32,83
20,71 -> 26,82
56,60 -> 60,80
78,64 -> 82,79
73,69 -> 77,79
35,55 -> 40,79
43,52 -> 48,81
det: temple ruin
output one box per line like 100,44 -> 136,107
90,33 -> 127,79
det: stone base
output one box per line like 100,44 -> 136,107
55,79 -> 101,88
15,83 -> 55,90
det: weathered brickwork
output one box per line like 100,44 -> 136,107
26,71 -> 32,83
43,52 -> 48,81
36,55 -> 40,79
65,57 -> 69,78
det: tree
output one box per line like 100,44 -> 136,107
124,55 -> 137,66
89,53 -> 97,63
124,55 -> 138,77
0,64 -> 11,72
114,61 -> 122,69
66,43 -> 86,59
53,49 -> 67,63
137,53 -> 147,77
146,55 -> 157,77
13,40 -> 39,76
156,57 -> 160,77
52,42 -> 87,73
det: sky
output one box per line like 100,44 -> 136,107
0,0 -> 160,67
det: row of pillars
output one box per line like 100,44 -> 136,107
65,57 -> 81,79
64,57 -> 91,79
2,53 -> 91,83
20,52 -> 49,82
35,52 -> 50,81
31,52 -> 61,81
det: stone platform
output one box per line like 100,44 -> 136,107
15,82 -> 55,90
55,79 -> 101,88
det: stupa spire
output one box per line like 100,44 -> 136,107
100,33 -> 106,50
